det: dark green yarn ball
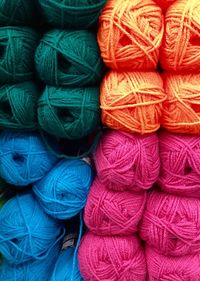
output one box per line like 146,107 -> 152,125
37,0 -> 107,29
38,85 -> 100,139
0,82 -> 39,130
0,27 -> 39,83
35,29 -> 103,87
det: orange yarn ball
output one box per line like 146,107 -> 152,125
101,71 -> 166,134
98,0 -> 164,70
162,73 -> 200,134
161,0 -> 200,71
154,0 -> 176,12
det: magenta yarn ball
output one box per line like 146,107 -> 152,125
140,191 -> 200,256
84,178 -> 146,236
95,130 -> 160,191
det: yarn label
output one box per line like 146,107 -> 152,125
62,233 -> 77,250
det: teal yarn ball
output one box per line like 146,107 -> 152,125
37,0 -> 107,29
0,193 -> 65,264
0,130 -> 58,186
33,159 -> 94,220
0,27 -> 39,83
35,30 -> 103,87
38,86 -> 100,139
0,82 -> 39,130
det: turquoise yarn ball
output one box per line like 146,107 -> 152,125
0,82 -> 39,130
0,27 -> 39,83
0,193 -> 65,264
0,130 -> 58,186
37,0 -> 107,29
38,86 -> 100,139
35,30 -> 103,87
33,159 -> 94,220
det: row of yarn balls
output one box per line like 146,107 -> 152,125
0,129 -> 96,280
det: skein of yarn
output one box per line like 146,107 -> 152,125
0,193 -> 65,264
33,159 -> 94,220
37,0 -> 107,29
162,73 -> 200,134
146,246 -> 200,281
0,130 -> 58,186
159,131 -> 200,197
0,82 -> 39,130
95,130 -> 160,191
140,191 -> 200,256
38,86 -> 100,139
161,0 -> 200,71
0,27 -> 39,83
84,178 -> 146,235
98,0 -> 163,70
101,71 -> 166,134
35,30 -> 103,87
78,232 -> 146,281
154,0 -> 176,12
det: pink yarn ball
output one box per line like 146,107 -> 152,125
146,246 -> 200,280
78,232 -> 146,281
159,131 -> 200,197
84,178 -> 146,236
95,130 -> 160,191
140,191 -> 200,256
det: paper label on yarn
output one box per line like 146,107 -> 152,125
62,233 -> 77,250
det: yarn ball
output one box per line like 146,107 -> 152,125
101,71 -> 166,134
95,130 -> 160,191
35,30 -> 103,87
140,191 -> 200,256
0,193 -> 65,264
0,0 -> 36,26
146,247 -> 200,281
154,0 -> 176,12
98,0 -> 163,70
0,82 -> 39,130
0,130 -> 58,186
33,159 -> 93,220
0,27 -> 39,83
159,131 -> 200,197
51,247 -> 83,281
37,0 -> 107,29
162,73 -> 200,134
78,232 -> 146,281
84,178 -> 146,236
38,86 -> 100,139
161,0 -> 200,71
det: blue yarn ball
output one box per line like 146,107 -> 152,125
33,159 -> 94,220
0,130 -> 58,186
0,193 -> 65,264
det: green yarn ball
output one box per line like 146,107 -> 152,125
0,27 -> 39,83
0,0 -> 36,26
0,82 -> 39,130
38,85 -> 100,139
35,30 -> 103,87
37,0 -> 107,29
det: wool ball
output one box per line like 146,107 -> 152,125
37,0 -> 107,29
101,71 -> 166,134
0,27 -> 39,83
0,82 -> 39,130
162,73 -> 200,134
161,0 -> 200,71
95,130 -> 160,191
0,193 -> 65,264
146,246 -> 200,281
84,178 -> 146,236
0,130 -> 58,186
35,30 -> 103,87
38,86 -> 100,139
78,232 -> 146,281
159,131 -> 200,197
140,191 -> 200,256
98,0 -> 163,70
33,159 -> 94,220
154,0 -> 176,12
